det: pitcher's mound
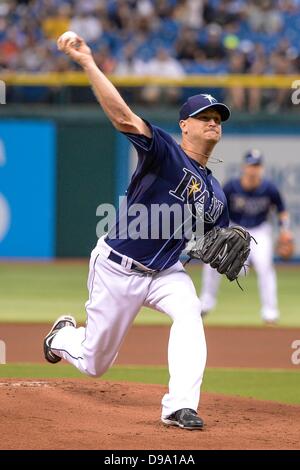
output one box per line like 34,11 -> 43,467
0,379 -> 299,450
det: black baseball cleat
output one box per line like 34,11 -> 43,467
161,408 -> 204,430
43,315 -> 76,364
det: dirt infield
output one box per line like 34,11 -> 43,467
1,324 -> 300,450
1,324 -> 300,368
0,379 -> 299,450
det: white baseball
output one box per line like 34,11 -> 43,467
59,31 -> 79,44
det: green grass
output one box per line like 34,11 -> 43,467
0,364 -> 299,405
0,262 -> 299,326
0,263 -> 88,323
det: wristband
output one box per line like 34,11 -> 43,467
279,217 -> 291,231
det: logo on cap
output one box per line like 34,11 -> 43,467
201,94 -> 218,104
244,149 -> 263,165
179,93 -> 231,122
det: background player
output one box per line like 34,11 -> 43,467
199,149 -> 293,324
42,32 -> 236,431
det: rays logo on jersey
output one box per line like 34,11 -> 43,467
169,168 -> 224,223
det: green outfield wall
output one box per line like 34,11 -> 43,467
56,119 -> 115,256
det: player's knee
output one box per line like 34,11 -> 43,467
82,357 -> 110,377
81,349 -> 118,377
171,297 -> 202,322
188,311 -> 202,323
88,353 -> 119,377
85,369 -> 100,378
187,298 -> 203,320
85,364 -> 108,378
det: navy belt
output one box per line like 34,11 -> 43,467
107,251 -> 158,275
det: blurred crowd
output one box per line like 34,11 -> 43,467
1,0 -> 300,110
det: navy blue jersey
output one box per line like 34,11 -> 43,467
106,123 -> 229,270
224,178 -> 285,229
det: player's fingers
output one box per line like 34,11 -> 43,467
64,47 -> 81,59
76,35 -> 84,44
58,36 -> 81,51
58,38 -> 73,51
57,37 -> 72,51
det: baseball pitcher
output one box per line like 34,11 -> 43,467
43,32 -> 251,430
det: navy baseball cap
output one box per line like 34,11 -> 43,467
244,149 -> 264,165
179,93 -> 231,122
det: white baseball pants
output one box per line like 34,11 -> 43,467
200,222 -> 279,322
51,237 -> 207,418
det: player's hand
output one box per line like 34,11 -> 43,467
276,230 -> 294,260
57,33 -> 94,69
